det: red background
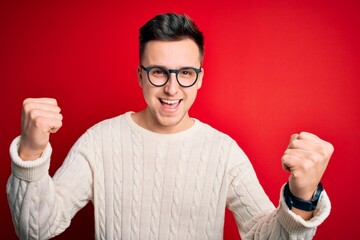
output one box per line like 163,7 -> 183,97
1,0 -> 359,239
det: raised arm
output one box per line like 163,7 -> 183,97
7,98 -> 93,239
227,133 -> 333,239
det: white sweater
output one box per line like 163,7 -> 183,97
7,112 -> 331,239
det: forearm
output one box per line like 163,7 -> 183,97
229,184 -> 331,239
233,209 -> 317,240
7,135 -> 93,239
7,174 -> 71,239
227,160 -> 331,239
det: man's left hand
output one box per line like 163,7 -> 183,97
282,132 -> 334,200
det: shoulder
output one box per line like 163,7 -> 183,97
88,112 -> 131,131
196,119 -> 251,168
195,119 -> 236,145
82,112 -> 133,142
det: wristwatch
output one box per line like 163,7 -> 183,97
284,182 -> 323,211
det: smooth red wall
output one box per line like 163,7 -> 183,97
1,1 -> 359,239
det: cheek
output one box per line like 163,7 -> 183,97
142,85 -> 158,104
185,89 -> 198,106
142,87 -> 150,102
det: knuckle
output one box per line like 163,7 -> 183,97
50,98 -> 58,106
326,142 -> 335,153
301,161 -> 312,171
23,100 -> 33,112
314,154 -> 323,163
28,109 -> 38,119
284,149 -> 291,155
299,159 -> 315,172
33,116 -> 45,127
57,118 -> 63,126
308,152 -> 321,162
299,132 -> 307,138
318,148 -> 328,158
317,144 -> 333,158
289,139 -> 299,148
23,98 -> 32,105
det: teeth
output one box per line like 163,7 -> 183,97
161,99 -> 179,105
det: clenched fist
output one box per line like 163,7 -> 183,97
282,132 -> 334,201
19,98 -> 63,160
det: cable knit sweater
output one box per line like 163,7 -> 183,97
7,112 -> 331,239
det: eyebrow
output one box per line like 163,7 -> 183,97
146,64 -> 201,69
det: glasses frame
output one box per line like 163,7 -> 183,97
140,65 -> 202,88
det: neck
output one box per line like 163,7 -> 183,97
131,109 -> 194,134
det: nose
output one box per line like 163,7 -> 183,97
164,72 -> 179,95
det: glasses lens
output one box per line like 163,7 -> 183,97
148,67 -> 168,86
178,68 -> 198,87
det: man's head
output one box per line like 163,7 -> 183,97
135,13 -> 205,134
139,13 -> 204,64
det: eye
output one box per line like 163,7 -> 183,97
150,68 -> 167,76
179,68 -> 195,77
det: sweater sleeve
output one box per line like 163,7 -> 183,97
6,133 -> 94,239
226,141 -> 331,239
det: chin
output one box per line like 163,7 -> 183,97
158,116 -> 183,127
157,112 -> 187,128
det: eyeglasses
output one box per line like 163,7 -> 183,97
140,65 -> 202,88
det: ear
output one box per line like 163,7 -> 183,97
196,68 -> 204,89
137,66 -> 143,88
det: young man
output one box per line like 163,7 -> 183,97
7,13 -> 333,239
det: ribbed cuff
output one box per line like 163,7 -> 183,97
9,136 -> 52,181
277,183 -> 331,234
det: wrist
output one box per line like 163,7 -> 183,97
19,150 -> 43,161
284,182 -> 324,212
19,141 -> 45,161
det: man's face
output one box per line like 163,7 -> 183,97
138,38 -> 204,133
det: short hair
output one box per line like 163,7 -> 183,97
139,13 -> 204,64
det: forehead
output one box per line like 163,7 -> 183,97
142,39 -> 201,67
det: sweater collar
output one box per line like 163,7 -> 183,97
124,111 -> 202,141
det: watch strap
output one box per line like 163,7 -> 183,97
284,182 -> 324,211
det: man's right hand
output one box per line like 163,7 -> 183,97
19,98 -> 63,161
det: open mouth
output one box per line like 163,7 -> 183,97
159,98 -> 181,109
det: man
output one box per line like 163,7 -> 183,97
7,13 -> 333,239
